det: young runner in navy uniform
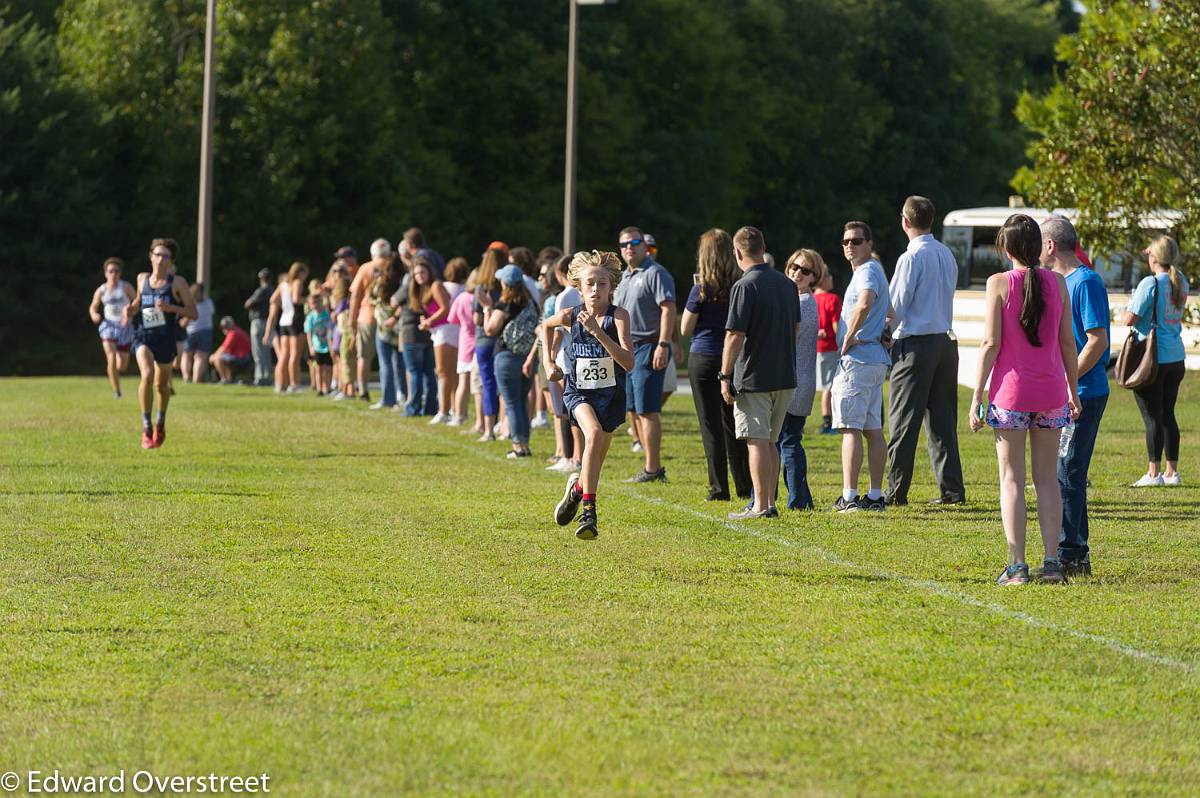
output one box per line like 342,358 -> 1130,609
126,238 -> 197,449
543,251 -> 634,539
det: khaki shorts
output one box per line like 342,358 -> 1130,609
733,388 -> 794,442
356,324 -> 376,366
831,359 -> 887,431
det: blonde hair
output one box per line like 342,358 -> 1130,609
785,248 -> 827,285
696,229 -> 738,302
287,261 -> 308,282
1148,235 -> 1185,307
567,250 -> 623,290
307,278 -> 323,297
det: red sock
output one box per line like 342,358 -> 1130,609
582,493 -> 596,502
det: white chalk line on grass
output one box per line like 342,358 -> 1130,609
348,404 -> 1198,675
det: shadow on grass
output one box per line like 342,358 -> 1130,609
294,452 -> 450,459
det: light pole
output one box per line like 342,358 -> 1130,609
196,0 -> 217,289
563,0 -> 617,255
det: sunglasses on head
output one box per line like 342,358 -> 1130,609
842,237 -> 865,247
619,239 -> 643,249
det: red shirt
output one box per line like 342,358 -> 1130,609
221,326 -> 251,359
814,291 -> 842,353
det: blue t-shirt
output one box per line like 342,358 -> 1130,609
1130,272 -> 1190,365
1065,267 -> 1110,399
304,309 -> 332,354
837,259 -> 891,365
684,283 -> 728,357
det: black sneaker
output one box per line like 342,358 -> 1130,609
860,495 -> 886,512
575,506 -> 598,540
625,467 -> 667,484
1062,558 -> 1092,577
832,496 -> 860,513
555,472 -> 583,526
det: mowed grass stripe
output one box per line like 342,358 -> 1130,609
0,377 -> 1198,796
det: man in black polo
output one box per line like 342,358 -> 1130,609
243,267 -> 273,386
720,226 -> 799,519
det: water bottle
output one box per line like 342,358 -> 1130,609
1058,422 -> 1075,459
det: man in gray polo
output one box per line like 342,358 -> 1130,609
884,196 -> 965,506
614,225 -> 676,483
720,226 -> 798,519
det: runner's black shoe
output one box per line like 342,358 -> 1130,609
575,505 -> 598,540
555,472 -> 583,526
625,467 -> 667,483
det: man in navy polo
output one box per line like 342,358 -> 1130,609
614,226 -> 676,483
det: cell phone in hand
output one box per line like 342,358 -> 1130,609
976,402 -> 987,423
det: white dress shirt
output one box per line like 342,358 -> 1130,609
889,233 -> 957,339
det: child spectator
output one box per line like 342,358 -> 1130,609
304,294 -> 334,396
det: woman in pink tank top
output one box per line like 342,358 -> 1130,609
969,214 -> 1080,586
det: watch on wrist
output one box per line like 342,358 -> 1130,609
657,341 -> 670,348
717,372 -> 732,382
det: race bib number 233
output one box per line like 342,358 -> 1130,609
575,356 -> 615,390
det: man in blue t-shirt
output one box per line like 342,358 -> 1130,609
1041,216 -> 1109,576
831,221 -> 892,513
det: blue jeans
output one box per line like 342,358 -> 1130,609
494,350 -> 531,444
475,341 -> 499,417
403,342 -> 438,416
1058,393 -> 1107,562
778,413 -> 814,510
375,336 -> 405,407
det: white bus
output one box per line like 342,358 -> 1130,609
941,206 -> 1182,292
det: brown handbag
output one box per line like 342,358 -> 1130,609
1115,278 -> 1158,390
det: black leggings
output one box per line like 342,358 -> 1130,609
1133,361 -> 1185,462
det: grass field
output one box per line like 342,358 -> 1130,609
1,376 -> 1198,797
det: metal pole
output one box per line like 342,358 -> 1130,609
563,0 -> 579,255
196,0 -> 217,288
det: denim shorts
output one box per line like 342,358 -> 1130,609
987,403 -> 1071,431
624,341 -> 666,414
184,329 -> 212,353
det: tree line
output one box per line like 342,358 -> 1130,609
2,0 -> 1073,375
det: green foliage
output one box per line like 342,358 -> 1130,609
0,11 -> 120,374
1015,0 -> 1200,282
4,0 -> 1068,373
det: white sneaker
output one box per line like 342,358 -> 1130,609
1163,473 -> 1182,487
332,392 -> 348,401
1130,473 -> 1164,487
429,413 -> 447,425
631,441 -> 643,453
446,414 -> 462,427
531,412 -> 549,429
546,457 -> 571,472
369,401 -> 386,410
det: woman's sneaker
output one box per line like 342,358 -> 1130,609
996,562 -> 1030,586
1163,473 -> 1182,487
555,473 -> 583,526
1038,559 -> 1069,585
428,412 -> 447,425
1130,473 -> 1164,487
832,496 -> 860,513
575,505 -> 599,540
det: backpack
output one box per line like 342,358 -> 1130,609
502,302 -> 539,357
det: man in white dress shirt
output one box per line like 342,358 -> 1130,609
884,196 -> 965,506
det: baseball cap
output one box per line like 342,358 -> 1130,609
496,264 -> 525,287
487,240 -> 509,254
644,234 -> 657,247
334,245 -> 357,259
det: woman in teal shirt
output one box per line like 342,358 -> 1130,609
1121,235 -> 1190,487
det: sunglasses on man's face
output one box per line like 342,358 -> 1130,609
151,251 -> 172,258
619,239 -> 644,249
842,237 -> 865,247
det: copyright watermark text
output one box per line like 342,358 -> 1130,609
1,770 -> 270,794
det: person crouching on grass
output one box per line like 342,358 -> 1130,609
543,251 -> 634,540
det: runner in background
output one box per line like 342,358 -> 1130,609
89,257 -> 135,398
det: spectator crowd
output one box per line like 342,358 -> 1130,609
89,202 -> 1190,582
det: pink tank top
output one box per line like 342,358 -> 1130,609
425,300 -> 445,329
989,268 -> 1068,412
